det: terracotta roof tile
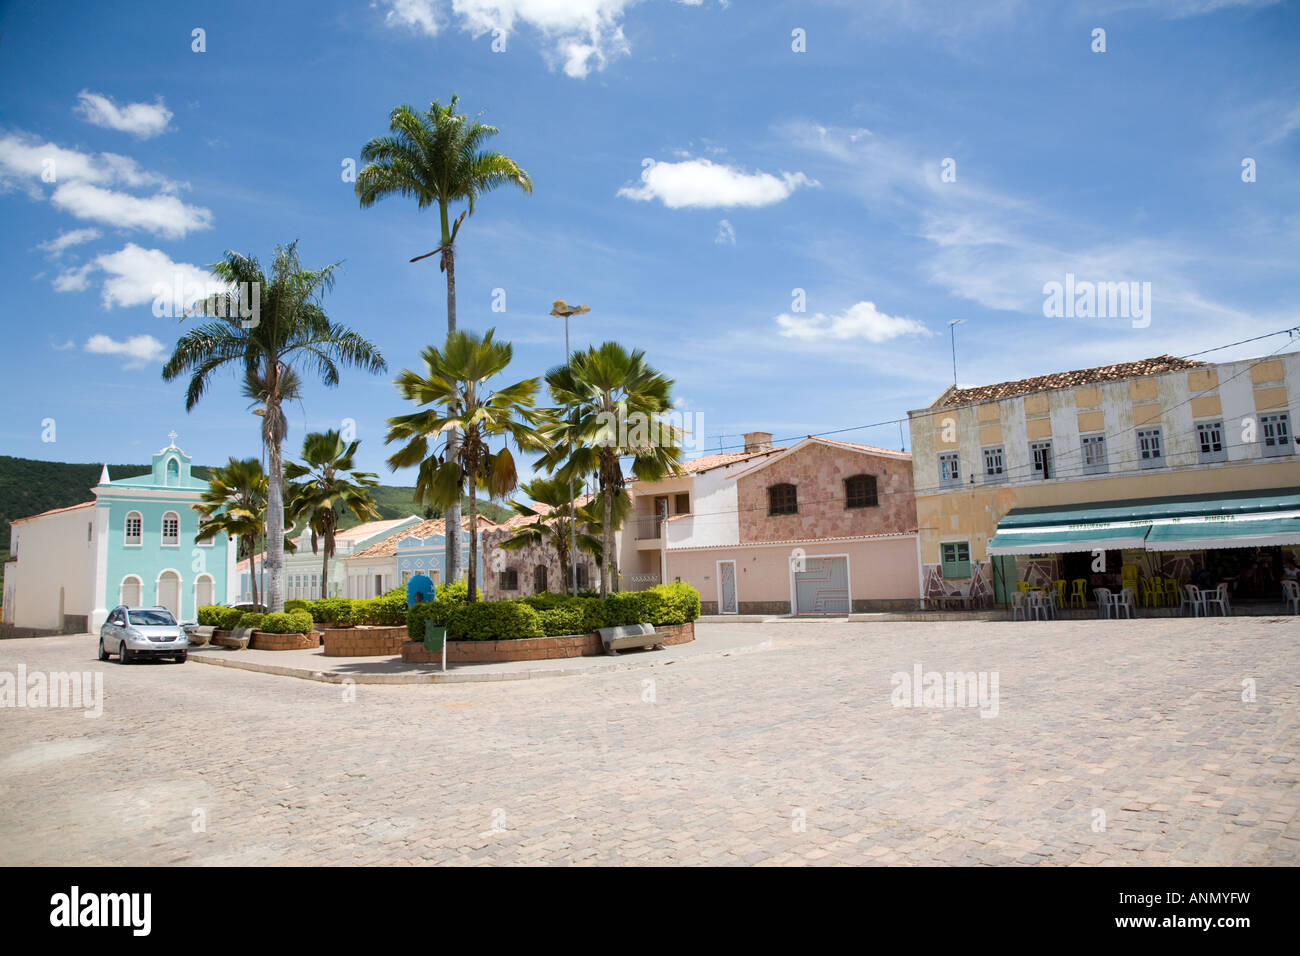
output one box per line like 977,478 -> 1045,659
939,354 -> 1204,407
346,514 -> 497,560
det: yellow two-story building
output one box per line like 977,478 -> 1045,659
907,352 -> 1300,607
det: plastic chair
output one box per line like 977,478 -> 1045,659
1054,579 -> 1067,608
1028,590 -> 1052,621
1163,578 -> 1181,605
1093,588 -> 1113,619
1010,591 -> 1027,621
1115,587 -> 1137,619
1202,584 -> 1229,617
1121,565 -> 1138,591
1016,581 -> 1030,593
1069,579 -> 1087,608
1180,584 -> 1203,617
1283,580 -> 1300,615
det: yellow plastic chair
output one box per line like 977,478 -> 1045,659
1017,581 -> 1030,592
1069,579 -> 1087,608
1121,565 -> 1138,591
1054,579 -> 1066,607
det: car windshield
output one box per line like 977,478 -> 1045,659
128,610 -> 176,626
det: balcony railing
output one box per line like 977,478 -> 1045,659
634,514 -> 665,540
626,573 -> 661,591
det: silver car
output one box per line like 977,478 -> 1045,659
99,606 -> 189,664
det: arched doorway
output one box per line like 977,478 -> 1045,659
194,574 -> 214,610
157,570 -> 181,618
120,575 -> 143,606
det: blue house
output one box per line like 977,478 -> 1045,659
4,434 -> 234,636
90,434 -> 234,628
343,516 -> 494,597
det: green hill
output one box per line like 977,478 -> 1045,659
0,455 -> 512,588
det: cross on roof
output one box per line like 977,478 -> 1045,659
167,430 -> 178,448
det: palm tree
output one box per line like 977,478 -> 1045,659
195,457 -> 268,606
386,328 -> 542,602
285,430 -> 382,599
162,241 -> 387,612
356,94 -> 532,588
540,343 -> 683,595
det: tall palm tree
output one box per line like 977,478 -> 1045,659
195,457 -> 268,606
540,343 -> 683,595
355,94 -> 532,588
386,328 -> 542,602
162,241 -> 387,612
285,430 -> 382,599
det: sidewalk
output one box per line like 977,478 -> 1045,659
187,624 -> 774,684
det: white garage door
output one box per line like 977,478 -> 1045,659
794,557 -> 850,614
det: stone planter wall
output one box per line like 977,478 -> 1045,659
400,620 -> 695,664
249,630 -> 320,651
321,625 -> 409,657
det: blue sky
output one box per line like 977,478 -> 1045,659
1,0 -> 1297,485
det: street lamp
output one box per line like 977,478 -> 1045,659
948,319 -> 966,389
550,299 -> 590,597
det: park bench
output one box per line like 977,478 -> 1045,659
598,623 -> 664,655
212,627 -> 253,650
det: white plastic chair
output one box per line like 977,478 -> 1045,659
1202,583 -> 1229,617
1181,584 -> 1204,617
1093,588 -> 1112,619
1113,587 -> 1136,619
1010,591 -> 1027,621
1282,580 -> 1300,615
1028,590 -> 1052,621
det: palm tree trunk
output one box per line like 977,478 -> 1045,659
441,206 -> 463,585
601,479 -> 613,597
321,539 -> 330,600
265,415 -> 285,613
248,541 -> 259,607
467,489 -> 478,603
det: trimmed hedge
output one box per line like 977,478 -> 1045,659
407,582 -> 700,642
258,610 -> 314,635
237,612 -> 266,630
284,599 -> 312,614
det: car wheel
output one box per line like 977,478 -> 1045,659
174,652 -> 187,664
119,642 -> 131,665
98,639 -> 109,662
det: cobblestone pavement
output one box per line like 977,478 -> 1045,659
1,618 -> 1296,865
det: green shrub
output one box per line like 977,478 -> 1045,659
654,581 -> 701,623
236,612 -> 265,630
406,601 -> 440,642
215,607 -> 243,630
311,597 -> 354,626
197,605 -> 223,627
357,592 -> 407,626
446,600 -> 544,641
521,591 -> 571,611
537,605 -> 585,636
258,610 -> 314,635
284,599 -> 311,614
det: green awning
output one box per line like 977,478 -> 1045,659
1144,516 -> 1300,551
987,487 -> 1300,556
987,525 -> 1150,555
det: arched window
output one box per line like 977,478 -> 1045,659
768,483 -> 798,516
120,575 -> 143,606
124,511 -> 143,546
845,474 -> 878,509
165,457 -> 180,487
161,512 -> 180,547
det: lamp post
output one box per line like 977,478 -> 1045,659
550,299 -> 590,597
948,319 -> 966,389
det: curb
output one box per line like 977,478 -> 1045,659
187,639 -> 775,685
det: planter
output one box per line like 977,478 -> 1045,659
321,624 -> 409,657
400,621 -> 695,664
248,630 -> 321,651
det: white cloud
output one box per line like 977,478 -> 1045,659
714,219 -> 735,245
0,132 -> 178,191
379,0 -> 634,78
49,243 -> 229,313
776,301 -> 933,343
51,339 -> 77,351
84,333 -> 167,369
52,263 -> 94,293
38,228 -> 101,258
618,157 -> 817,209
73,90 -> 173,139
49,182 -> 212,239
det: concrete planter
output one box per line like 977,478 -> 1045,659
248,630 -> 321,651
400,621 -> 696,664
321,624 -> 408,657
